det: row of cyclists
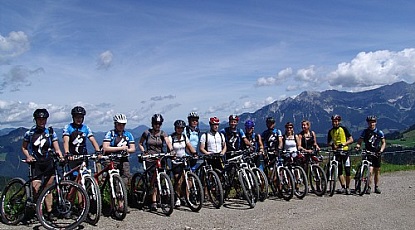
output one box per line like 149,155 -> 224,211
18,107 -> 385,222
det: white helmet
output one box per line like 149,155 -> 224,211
113,113 -> 127,124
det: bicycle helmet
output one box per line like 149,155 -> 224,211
209,116 -> 220,125
152,113 -> 164,124
33,108 -> 49,118
187,112 -> 199,120
228,114 -> 239,122
174,120 -> 186,128
285,122 -> 294,128
366,115 -> 377,122
71,106 -> 86,116
245,120 -> 255,129
331,114 -> 342,121
266,117 -> 275,123
113,113 -> 127,124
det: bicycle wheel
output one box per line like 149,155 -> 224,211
239,169 -> 259,208
83,175 -> 101,225
251,168 -> 269,201
356,165 -> 370,196
293,166 -> 308,199
309,164 -> 327,196
276,167 -> 294,201
158,172 -> 175,216
110,174 -> 128,220
0,178 -> 29,225
205,170 -> 223,209
184,172 -> 204,212
129,172 -> 148,209
327,164 -> 338,197
36,180 -> 90,230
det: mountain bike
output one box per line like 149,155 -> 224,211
63,154 -> 101,225
284,151 -> 308,199
324,150 -> 339,196
243,151 -> 269,202
267,150 -> 295,201
219,150 -> 259,208
166,155 -> 204,212
0,151 -> 90,230
354,150 -> 377,196
93,152 -> 128,220
191,153 -> 224,209
303,150 -> 327,196
129,152 -> 175,216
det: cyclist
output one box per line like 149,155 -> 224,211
297,120 -> 321,164
63,106 -> 101,179
184,112 -> 200,153
168,120 -> 197,207
199,116 -> 226,170
241,119 -> 265,170
355,115 -> 386,194
261,117 -> 283,170
220,114 -> 251,160
102,114 -> 136,186
327,114 -> 354,195
138,113 -> 173,211
21,108 -> 64,220
282,122 -> 302,161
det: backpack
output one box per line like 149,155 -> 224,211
185,126 -> 200,139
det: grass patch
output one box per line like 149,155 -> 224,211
381,163 -> 415,173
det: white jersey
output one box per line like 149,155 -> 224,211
283,135 -> 298,157
200,131 -> 225,153
168,134 -> 189,158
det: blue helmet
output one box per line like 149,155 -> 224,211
245,120 -> 255,129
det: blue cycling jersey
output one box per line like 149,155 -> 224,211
63,123 -> 94,155
103,129 -> 135,154
261,128 -> 282,151
24,126 -> 58,160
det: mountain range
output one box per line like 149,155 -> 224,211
1,81 -> 415,180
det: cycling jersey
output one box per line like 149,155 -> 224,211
327,126 -> 352,151
168,133 -> 190,158
241,132 -> 260,151
184,126 -> 200,152
103,129 -> 135,156
140,129 -> 168,155
261,128 -> 282,152
63,123 -> 94,155
220,127 -> 246,151
23,126 -> 57,161
200,131 -> 225,153
359,128 -> 385,152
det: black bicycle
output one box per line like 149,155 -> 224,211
0,151 -> 90,230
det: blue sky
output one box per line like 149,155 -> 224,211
1,0 -> 415,131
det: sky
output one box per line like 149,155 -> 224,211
1,0 -> 415,131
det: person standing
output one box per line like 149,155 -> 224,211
199,117 -> 226,170
355,115 -> 386,194
184,112 -> 200,153
22,109 -> 64,220
327,114 -> 354,195
220,114 -> 250,160
241,119 -> 265,170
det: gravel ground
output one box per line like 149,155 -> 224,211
1,170 -> 414,230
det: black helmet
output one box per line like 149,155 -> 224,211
174,120 -> 186,128
152,114 -> 164,124
187,112 -> 199,120
366,115 -> 377,122
33,108 -> 49,118
71,106 -> 86,116
331,114 -> 341,121
266,117 -> 275,123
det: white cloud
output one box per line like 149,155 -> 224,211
255,67 -> 293,86
0,31 -> 30,63
328,48 -> 415,88
97,50 -> 113,70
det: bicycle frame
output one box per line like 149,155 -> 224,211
93,154 -> 121,198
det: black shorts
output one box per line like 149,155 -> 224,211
32,158 -> 54,179
368,155 -> 381,168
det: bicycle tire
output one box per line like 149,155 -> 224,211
110,174 -> 128,220
327,164 -> 338,197
36,180 -> 90,230
83,175 -> 102,225
309,164 -> 327,196
293,166 -> 308,199
184,172 -> 204,212
129,172 -> 147,209
158,172 -> 175,216
276,167 -> 294,201
239,169 -> 259,208
357,164 -> 370,196
251,168 -> 269,202
0,178 -> 29,225
205,170 -> 223,209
